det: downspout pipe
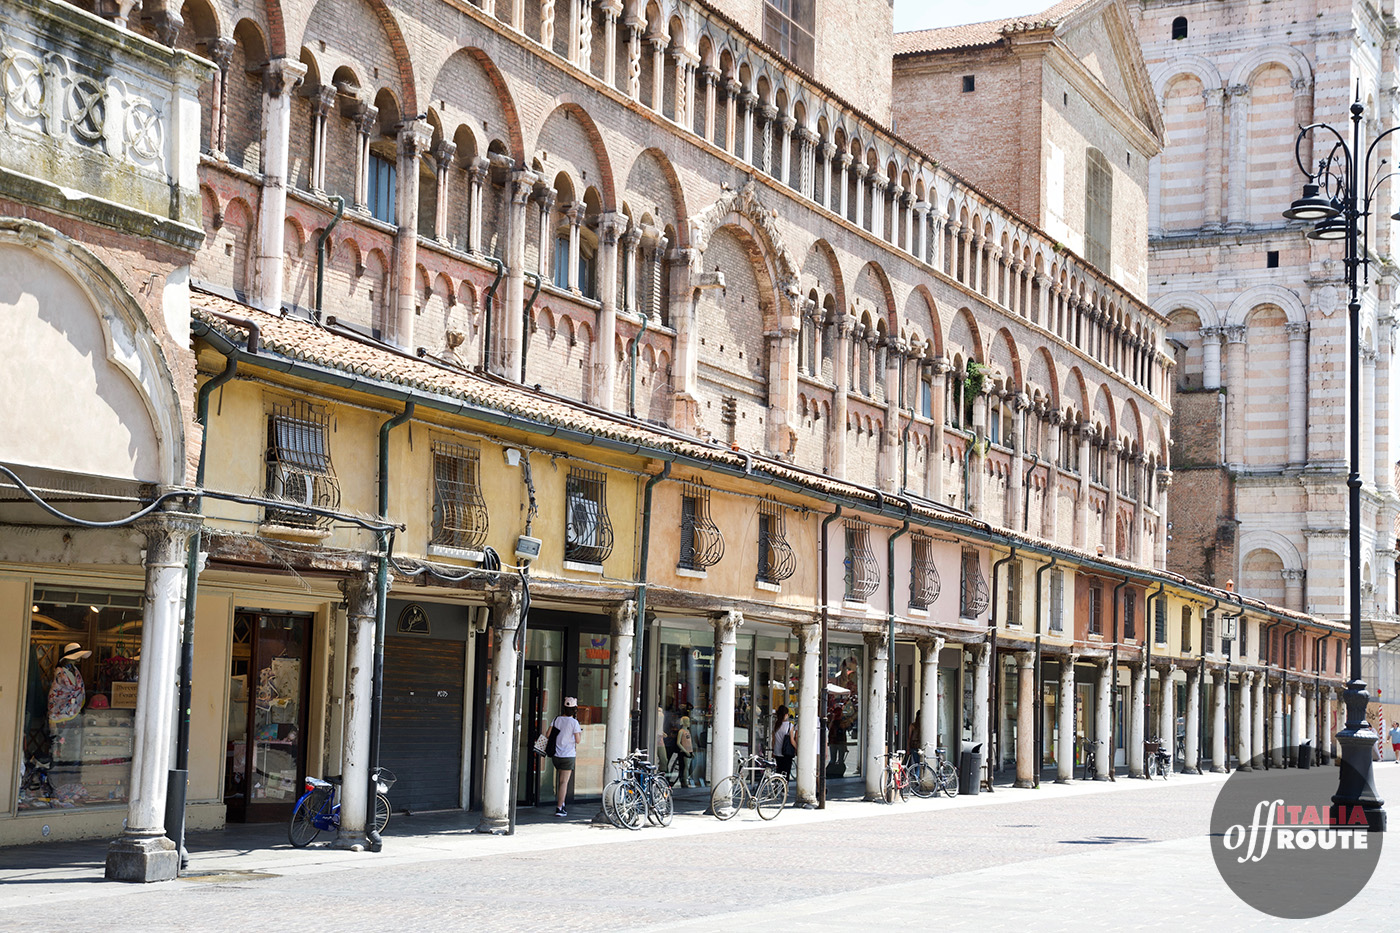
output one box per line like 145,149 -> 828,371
520,271 -> 542,384
887,504 -> 912,759
367,400 -> 414,851
315,195 -> 346,315
989,546 -> 1016,784
633,461 -> 671,751
1200,597 -> 1219,771
1023,453 -> 1040,532
1111,575 -> 1128,782
818,505 -> 842,809
481,257 -> 506,372
168,345 -> 243,869
1145,582 -> 1165,749
1261,620 -> 1277,768
1033,556 -> 1057,790
629,313 -> 650,419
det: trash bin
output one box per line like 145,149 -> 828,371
959,743 -> 983,796
1298,741 -> 1312,770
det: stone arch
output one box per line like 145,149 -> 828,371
1226,45 -> 1313,90
429,47 -> 526,162
1150,56 -> 1223,98
688,180 -> 798,298
298,0 -> 416,116
1224,284 -> 1307,327
531,100 -> 617,207
850,260 -> 895,329
623,147 -> 688,245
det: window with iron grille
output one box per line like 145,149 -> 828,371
1335,639 -> 1343,674
1287,631 -> 1297,669
1203,612 -> 1216,656
843,520 -> 879,602
678,480 -> 724,571
756,499 -> 796,584
1319,638 -> 1327,673
1088,584 -> 1103,635
1154,596 -> 1167,644
909,533 -> 941,610
1181,606 -> 1193,653
264,400 -> 341,529
1049,569 -> 1064,633
1006,560 -> 1023,626
431,442 -> 488,551
960,549 -> 989,618
1084,148 -> 1113,272
1123,590 -> 1136,640
565,468 -> 613,564
1239,619 -> 1248,656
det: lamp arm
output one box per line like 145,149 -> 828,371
1362,123 -> 1400,178
1294,122 -> 1351,178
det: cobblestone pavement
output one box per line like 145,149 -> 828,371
2,766 -> 1396,932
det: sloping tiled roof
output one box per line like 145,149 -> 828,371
893,0 -> 1093,56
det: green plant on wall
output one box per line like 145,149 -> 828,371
965,359 -> 988,400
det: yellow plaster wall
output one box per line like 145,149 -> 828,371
189,590 -> 233,805
0,575 -> 29,814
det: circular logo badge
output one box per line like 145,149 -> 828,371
1210,753 -> 1383,918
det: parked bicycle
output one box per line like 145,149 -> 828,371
1081,739 -> 1100,782
1145,737 -> 1172,780
711,753 -> 788,820
908,747 -> 960,798
879,749 -> 913,803
288,767 -> 394,847
602,750 -> 673,830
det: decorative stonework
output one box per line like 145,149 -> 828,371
688,180 -> 800,302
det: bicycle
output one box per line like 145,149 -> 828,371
880,749 -> 912,803
1081,740 -> 1100,782
288,766 -> 394,847
602,750 -> 672,830
1145,737 -> 1171,780
908,747 -> 960,798
710,753 -> 788,820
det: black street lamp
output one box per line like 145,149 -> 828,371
1284,98 -> 1388,832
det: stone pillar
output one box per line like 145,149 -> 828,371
1285,321 -> 1309,466
817,142 -> 835,209
864,632 -> 889,800
1271,681 -> 1285,767
1210,670 -> 1227,772
1128,661 -> 1146,778
649,37 -> 666,113
307,84 -> 336,193
540,0 -> 556,50
918,636 -> 945,764
1009,393 -> 1026,530
1236,671 -> 1253,772
1303,685 -> 1317,757
829,314 -> 854,479
105,513 -> 199,883
205,38 -> 234,155
467,158 -> 488,254
724,79 -> 740,153
710,610 -> 743,788
333,572 -> 377,849
576,0 -> 593,69
600,0 -> 620,87
1015,652 -> 1036,788
700,66 -> 717,141
1288,681 -> 1302,765
740,92 -> 757,165
600,600 -> 636,792
1224,84 -> 1250,229
853,162 -> 868,230
930,358 -> 949,505
352,103 -> 379,211
1200,326 -> 1222,390
970,643 -> 990,781
1045,412 -> 1062,541
1251,673 -> 1266,768
625,18 -> 643,100
1222,325 -> 1247,467
1075,427 -> 1091,549
776,115 -> 794,185
796,623 -> 821,807
1183,664 -> 1201,774
1057,656 -> 1076,782
500,170 -> 537,379
476,588 -> 523,833
797,127 -> 815,199
431,140 -> 456,242
389,120 -> 432,350
1202,87 -> 1225,231
254,58 -> 307,314
1156,663 -> 1176,768
1094,660 -> 1112,780
594,215 -> 622,409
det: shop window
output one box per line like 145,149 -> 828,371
1123,590 -> 1136,640
19,588 -> 143,811
960,549 -> 989,618
1154,597 -> 1167,645
1005,559 -> 1023,625
1181,606 -> 1193,652
1088,584 -> 1103,635
756,499 -> 796,584
368,152 -> 396,225
1286,630 -> 1296,669
909,533 -> 941,610
826,643 -> 864,779
1049,569 -> 1064,633
763,0 -> 814,73
678,480 -> 725,571
1203,612 -> 1217,656
264,399 -> 341,529
565,467 -> 614,564
843,520 -> 879,602
431,441 -> 489,552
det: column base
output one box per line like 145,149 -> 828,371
1013,779 -> 1035,789
1094,774 -> 1109,782
1236,764 -> 1253,773
1184,766 -> 1201,775
474,816 -> 510,835
591,807 -> 613,826
1054,776 -> 1072,785
105,832 -> 178,883
1128,770 -> 1144,780
332,831 -> 366,851
1210,765 -> 1227,774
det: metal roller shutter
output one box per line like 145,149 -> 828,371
381,637 -> 465,813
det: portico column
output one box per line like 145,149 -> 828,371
711,610 -> 743,787
476,589 -> 523,833
1056,656 -> 1076,783
1251,673 -> 1266,768
1128,661 -> 1146,778
1304,685 -> 1317,757
1223,326 -> 1247,467
1183,664 -> 1201,774
796,623 -> 822,807
1286,321 -> 1309,466
918,636 -> 945,764
1271,681 -> 1286,766
1236,671 -> 1254,772
970,643 -> 990,783
104,513 -> 199,883
864,632 -> 889,801
1288,681 -> 1303,765
254,58 -> 307,314
1094,660 -> 1112,780
1015,652 -> 1036,788
334,572 -> 377,848
1377,316 -> 1396,488
599,600 -> 637,799
1210,670 -> 1227,772
1156,663 -> 1176,771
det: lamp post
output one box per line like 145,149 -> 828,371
1283,98 -> 1387,832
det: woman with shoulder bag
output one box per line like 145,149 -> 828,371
549,697 -> 584,817
774,705 -> 796,778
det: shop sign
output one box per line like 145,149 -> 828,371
111,681 -> 138,708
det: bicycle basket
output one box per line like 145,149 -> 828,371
372,767 -> 397,795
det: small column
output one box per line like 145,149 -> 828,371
1075,428 -> 1091,549
1045,411 -> 1062,541
1376,316 -> 1396,488
1236,671 -> 1254,772
918,636 -> 946,764
828,314 -> 854,479
540,0 -> 556,49
797,127 -> 816,199
477,588 -> 523,833
710,610 -> 743,788
600,1 -> 620,86
1202,87 -> 1225,230
758,105 -> 778,176
307,85 -> 337,193
648,37 -> 666,113
205,38 -> 234,155
104,513 -> 199,883
467,157 -> 488,255
1285,321 -> 1309,466
625,17 -> 643,100
864,633 -> 889,801
351,105 -> 378,211
853,162 -> 869,230
902,191 -> 915,254
389,120 -> 432,349
600,600 -> 636,791
1008,393 -> 1026,531
777,115 -> 795,185
699,66 -> 717,141
431,140 -> 456,242
724,78 -> 740,153
1303,685 -> 1317,757
1183,664 -> 1201,774
1210,670 -> 1227,773
915,201 -> 930,263
334,572 -> 377,848
576,0 -> 593,69
1200,326 -> 1223,390
796,623 -> 822,807
1128,661 -> 1146,778
1094,660 -> 1112,780
594,215 -> 622,409
740,92 -> 758,165
254,58 -> 307,314
500,169 -> 538,379
533,186 -> 557,278
970,644 -> 990,778
1271,681 -> 1286,767
1015,653 -> 1036,788
930,358 -> 949,504
1223,325 -> 1248,467
1056,655 -> 1076,783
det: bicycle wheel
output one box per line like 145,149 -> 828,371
710,775 -> 743,820
755,773 -> 788,820
879,766 -> 896,804
614,781 -> 645,831
937,760 -> 959,798
288,794 -> 321,847
907,761 -> 934,798
646,774 -> 674,827
373,794 -> 391,834
602,780 -> 621,827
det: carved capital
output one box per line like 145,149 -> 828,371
262,58 -> 308,98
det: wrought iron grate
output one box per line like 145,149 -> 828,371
565,467 -> 613,564
431,442 -> 489,550
1087,584 -> 1103,635
844,520 -> 879,602
909,533 -> 941,610
678,480 -> 725,570
264,400 -> 340,528
960,549 -> 988,617
1050,569 -> 1064,633
757,499 -> 796,584
1154,596 -> 1167,644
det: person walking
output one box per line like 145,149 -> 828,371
550,697 -> 584,817
676,716 -> 695,786
1389,722 -> 1400,763
774,705 -> 795,779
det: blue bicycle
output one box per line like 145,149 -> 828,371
288,767 -> 395,847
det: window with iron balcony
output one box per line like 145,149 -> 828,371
756,499 -> 796,586
430,441 -> 488,553
564,468 -> 613,565
264,400 -> 340,529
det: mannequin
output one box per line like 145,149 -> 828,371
48,642 -> 90,763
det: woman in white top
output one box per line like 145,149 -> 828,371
550,697 -> 584,817
773,705 -> 795,778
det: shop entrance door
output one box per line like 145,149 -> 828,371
518,660 -> 563,807
224,612 -> 313,823
754,654 -> 789,756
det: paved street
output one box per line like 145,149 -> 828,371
2,766 -> 1396,932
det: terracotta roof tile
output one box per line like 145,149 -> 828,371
893,0 -> 1092,56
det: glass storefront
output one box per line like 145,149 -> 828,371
825,642 -> 864,778
19,587 -> 143,811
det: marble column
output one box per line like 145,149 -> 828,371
254,58 -> 307,315
601,600 -> 637,789
1156,663 -> 1176,771
796,623 -> 822,807
864,632 -> 889,801
331,572 -> 378,849
1251,673 -> 1266,768
1288,681 -> 1302,765
1056,655 -> 1076,783
1015,652 -> 1036,788
1128,661 -> 1146,778
1094,660 -> 1112,780
1236,671 -> 1254,772
390,119 -> 432,349
431,139 -> 456,242
1183,664 -> 1201,774
1210,670 -> 1227,772
477,588 -> 523,833
1202,87 -> 1225,231
711,611 -> 743,788
1271,681 -> 1286,767
970,644 -> 990,782
918,636 -> 946,764
1286,321 -> 1309,467
1200,326 -> 1223,390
